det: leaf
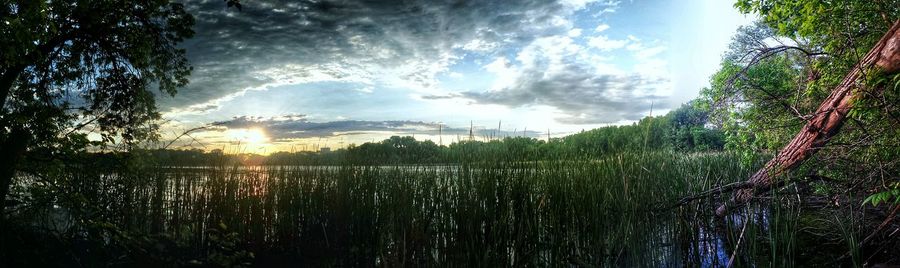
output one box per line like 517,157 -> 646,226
864,190 -> 899,207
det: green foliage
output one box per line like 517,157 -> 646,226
702,55 -> 804,157
562,104 -> 724,157
709,0 -> 900,211
864,182 -> 900,207
348,135 -> 443,164
734,0 -> 897,54
668,102 -> 726,151
1,0 -> 195,149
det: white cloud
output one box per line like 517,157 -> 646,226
460,39 -> 500,52
594,24 -> 610,32
559,0 -> 601,10
568,28 -> 583,37
164,0 -> 619,118
165,64 -> 371,117
435,31 -> 671,124
587,35 -> 628,50
634,45 -> 667,59
484,57 -> 519,91
622,35 -> 667,59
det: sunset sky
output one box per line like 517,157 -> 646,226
156,0 -> 753,154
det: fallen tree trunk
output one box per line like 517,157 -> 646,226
716,20 -> 900,216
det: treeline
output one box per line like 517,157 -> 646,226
80,104 -> 724,166
339,103 -> 723,164
562,103 -> 725,156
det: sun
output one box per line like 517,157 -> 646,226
226,128 -> 269,145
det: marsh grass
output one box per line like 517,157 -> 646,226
9,151 -> 854,266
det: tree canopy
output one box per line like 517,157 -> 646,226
1,0 -> 194,148
0,0 -> 196,212
704,1 -> 900,205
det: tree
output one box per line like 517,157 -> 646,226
701,56 -> 807,164
719,21 -> 900,215
668,103 -> 725,151
0,1 -> 195,213
713,0 -> 900,215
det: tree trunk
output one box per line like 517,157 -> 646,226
717,20 -> 900,216
0,127 -> 31,218
0,64 -> 28,218
0,65 -> 25,110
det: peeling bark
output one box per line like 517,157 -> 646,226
717,20 -> 900,216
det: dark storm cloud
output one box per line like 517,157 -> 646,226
211,115 -> 543,140
161,0 -> 604,113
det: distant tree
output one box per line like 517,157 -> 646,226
0,1 -> 195,213
668,103 -> 724,151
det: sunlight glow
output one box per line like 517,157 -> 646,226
226,128 -> 270,145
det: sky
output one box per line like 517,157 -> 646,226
157,0 -> 753,154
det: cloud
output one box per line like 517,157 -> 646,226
587,35 -> 627,50
206,115 -> 543,141
567,28 -> 583,37
419,94 -> 462,100
458,74 -> 667,124
594,23 -> 610,32
426,34 -> 671,124
160,0 -> 613,115
624,35 -> 667,59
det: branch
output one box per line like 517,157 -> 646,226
726,45 -> 827,97
670,181 -> 760,209
162,122 -> 224,150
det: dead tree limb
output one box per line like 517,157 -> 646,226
717,20 -> 900,216
673,181 -> 756,207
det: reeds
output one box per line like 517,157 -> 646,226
15,151 -> 834,266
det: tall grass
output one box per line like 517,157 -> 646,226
11,151 -> 834,266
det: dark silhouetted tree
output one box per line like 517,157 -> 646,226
0,0 -> 195,212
